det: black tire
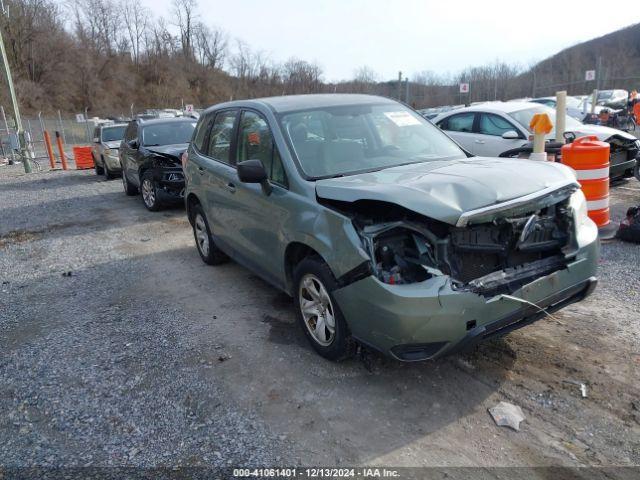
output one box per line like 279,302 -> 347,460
93,154 -> 104,175
293,256 -> 354,361
122,168 -> 138,196
635,162 -> 640,183
191,204 -> 228,265
140,171 -> 162,211
103,157 -> 115,180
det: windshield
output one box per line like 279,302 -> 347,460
101,125 -> 126,142
597,91 -> 613,101
566,97 -> 581,108
142,122 -> 196,146
508,105 -> 583,133
280,103 -> 466,178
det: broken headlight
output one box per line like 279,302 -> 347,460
366,226 -> 442,285
569,189 -> 589,228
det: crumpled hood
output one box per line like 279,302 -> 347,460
316,158 -> 577,225
146,143 -> 188,161
567,124 -> 636,142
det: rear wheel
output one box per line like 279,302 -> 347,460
122,168 -> 138,196
140,171 -> 162,211
293,257 -> 353,361
191,204 -> 228,265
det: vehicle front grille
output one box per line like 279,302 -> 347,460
448,200 -> 572,284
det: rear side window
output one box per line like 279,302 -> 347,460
443,113 -> 475,133
207,110 -> 238,164
192,113 -> 214,153
478,113 -> 517,136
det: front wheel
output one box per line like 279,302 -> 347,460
94,154 -> 104,175
140,172 -> 162,211
293,257 -> 353,361
104,158 -> 115,180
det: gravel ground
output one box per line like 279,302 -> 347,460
0,163 -> 639,475
0,167 -> 289,470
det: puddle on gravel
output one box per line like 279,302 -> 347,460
262,313 -> 306,347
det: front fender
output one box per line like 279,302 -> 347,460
287,205 -> 370,279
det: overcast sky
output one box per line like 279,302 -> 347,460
139,0 -> 639,82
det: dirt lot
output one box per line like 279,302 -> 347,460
0,164 -> 639,473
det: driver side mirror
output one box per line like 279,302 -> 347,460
237,159 -> 271,195
93,137 -> 100,143
502,130 -> 520,140
127,139 -> 139,149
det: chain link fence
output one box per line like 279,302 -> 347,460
0,109 -> 97,168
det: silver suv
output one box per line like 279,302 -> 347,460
92,123 -> 127,179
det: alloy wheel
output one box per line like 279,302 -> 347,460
298,274 -> 335,346
141,179 -> 156,207
194,213 -> 209,257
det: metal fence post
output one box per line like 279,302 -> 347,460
1,105 -> 15,164
57,110 -> 66,145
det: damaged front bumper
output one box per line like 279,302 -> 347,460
332,230 -> 599,362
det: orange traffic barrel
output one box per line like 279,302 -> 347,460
561,136 -> 610,227
72,146 -> 94,170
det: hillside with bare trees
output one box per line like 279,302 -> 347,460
0,0 -> 638,116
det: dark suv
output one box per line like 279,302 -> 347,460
120,117 -> 197,211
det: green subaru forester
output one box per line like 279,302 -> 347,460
183,94 -> 598,362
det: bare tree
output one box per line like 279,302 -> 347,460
121,0 -> 149,66
194,23 -> 227,70
172,0 -> 197,59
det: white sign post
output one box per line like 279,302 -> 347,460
585,70 -> 596,82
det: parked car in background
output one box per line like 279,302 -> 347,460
120,117 -> 196,211
433,102 -> 639,179
91,123 -> 127,179
597,89 -> 628,109
418,104 -> 464,120
184,94 -> 598,362
530,96 -> 587,121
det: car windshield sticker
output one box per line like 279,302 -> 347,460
384,111 -> 421,127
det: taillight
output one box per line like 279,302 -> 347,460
181,151 -> 188,169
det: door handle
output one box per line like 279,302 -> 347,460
474,139 -> 485,144
226,182 -> 236,193
197,166 -> 205,175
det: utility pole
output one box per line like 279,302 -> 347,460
0,1 -> 32,173
397,71 -> 402,102
405,77 -> 410,106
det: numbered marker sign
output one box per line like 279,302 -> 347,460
75,113 -> 85,123
185,104 -> 194,113
459,83 -> 469,94
585,70 -> 596,81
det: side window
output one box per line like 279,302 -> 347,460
237,110 -> 288,187
206,110 -> 238,164
192,112 -> 214,153
478,113 -> 518,137
444,113 -> 475,133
